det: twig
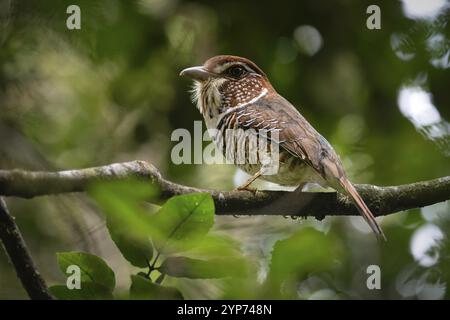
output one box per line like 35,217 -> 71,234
0,197 -> 53,300
0,160 -> 449,218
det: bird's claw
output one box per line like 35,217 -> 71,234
236,185 -> 258,195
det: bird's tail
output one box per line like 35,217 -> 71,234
338,178 -> 386,241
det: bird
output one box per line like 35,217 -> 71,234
180,55 -> 385,239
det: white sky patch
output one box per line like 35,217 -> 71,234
410,223 -> 444,267
398,86 -> 441,128
401,0 -> 449,20
398,85 -> 450,156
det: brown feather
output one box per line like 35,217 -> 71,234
338,178 -> 386,240
225,93 -> 385,238
185,55 -> 385,238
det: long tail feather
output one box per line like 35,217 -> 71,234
339,178 -> 386,241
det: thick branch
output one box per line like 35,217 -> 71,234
0,161 -> 448,217
0,198 -> 53,300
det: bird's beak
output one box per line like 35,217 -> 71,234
179,66 -> 214,81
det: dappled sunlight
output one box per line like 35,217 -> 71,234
293,25 -> 323,57
398,85 -> 450,156
398,86 -> 441,127
410,224 -> 443,267
390,33 -> 416,61
427,33 -> 450,69
401,0 -> 449,20
396,266 -> 446,299
137,0 -> 177,17
421,202 -> 450,222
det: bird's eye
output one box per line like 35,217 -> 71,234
227,66 -> 246,78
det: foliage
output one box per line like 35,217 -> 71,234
129,275 -> 183,300
50,181 -> 253,299
267,228 -> 344,298
49,181 -> 356,300
50,252 -> 115,299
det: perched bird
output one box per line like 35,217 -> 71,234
180,55 -> 384,239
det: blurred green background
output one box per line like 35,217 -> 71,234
0,0 -> 449,299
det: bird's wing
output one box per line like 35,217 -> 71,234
218,93 -> 339,180
218,94 -> 385,238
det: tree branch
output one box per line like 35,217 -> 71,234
0,160 -> 448,218
0,197 -> 53,299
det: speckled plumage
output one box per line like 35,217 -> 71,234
181,55 -> 384,238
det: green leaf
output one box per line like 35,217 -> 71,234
50,282 -> 114,300
89,180 -> 158,267
129,275 -> 183,300
186,234 -> 242,258
159,256 -> 249,279
89,179 -> 159,239
107,216 -> 153,268
57,252 -> 116,291
149,193 -> 214,254
268,228 -> 343,295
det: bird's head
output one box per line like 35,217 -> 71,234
180,55 -> 273,116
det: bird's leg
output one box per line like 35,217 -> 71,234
236,171 -> 262,193
294,182 -> 307,192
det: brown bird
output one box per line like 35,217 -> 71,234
180,55 -> 384,239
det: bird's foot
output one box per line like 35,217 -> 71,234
294,182 -> 307,192
235,185 -> 258,195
